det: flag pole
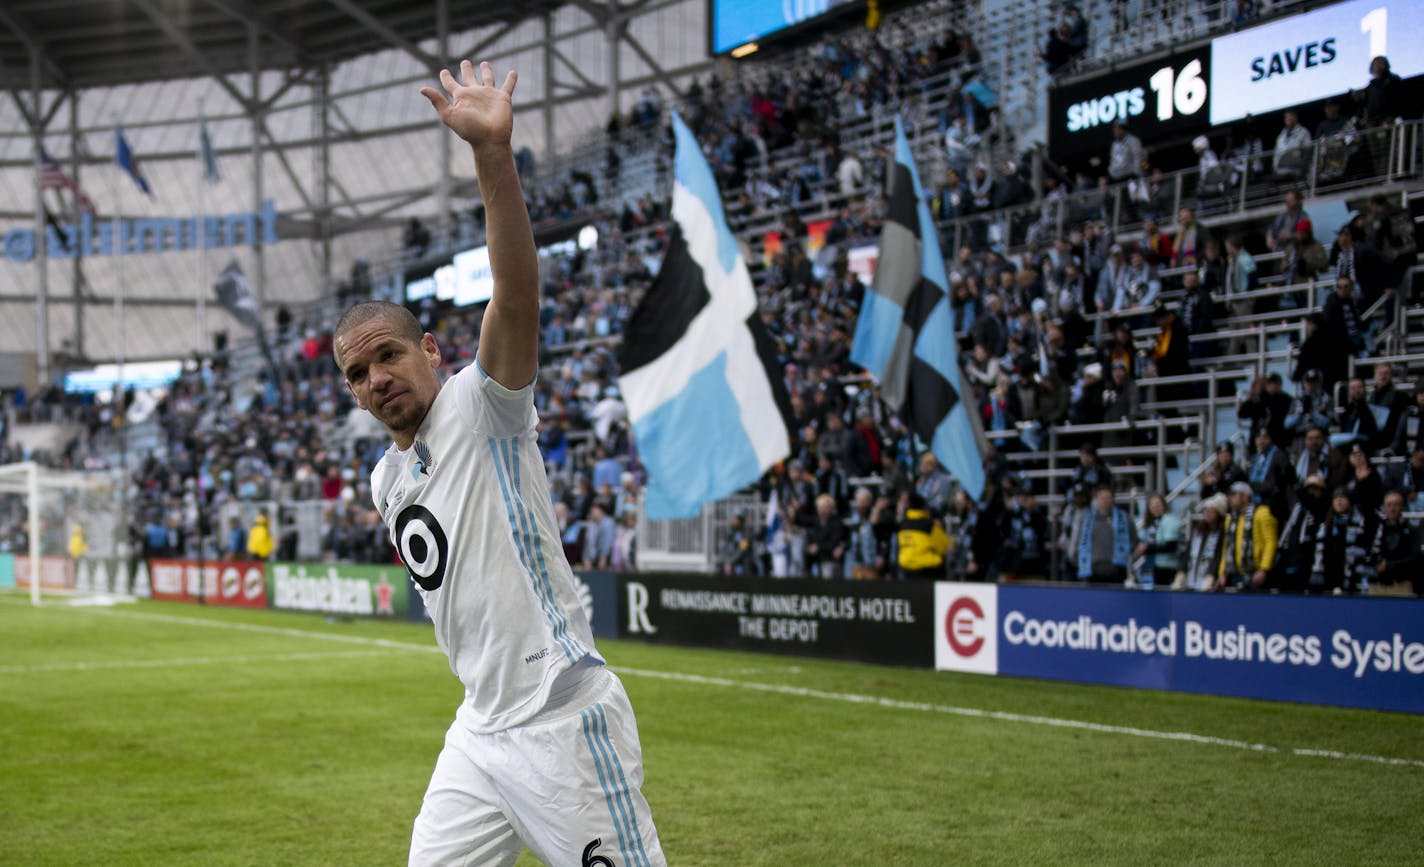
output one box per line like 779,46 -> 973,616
109,123 -> 129,569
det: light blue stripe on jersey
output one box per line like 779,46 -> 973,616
593,703 -> 651,867
486,436 -> 579,662
502,438 -> 579,660
581,707 -> 637,867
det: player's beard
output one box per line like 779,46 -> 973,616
377,391 -> 428,440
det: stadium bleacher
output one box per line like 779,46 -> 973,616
3,0 -> 1421,595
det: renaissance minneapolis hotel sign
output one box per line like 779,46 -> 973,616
2,199 -> 280,264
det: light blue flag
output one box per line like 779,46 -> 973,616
850,117 -> 987,501
617,112 -> 793,519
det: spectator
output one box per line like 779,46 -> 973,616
1355,56 -> 1404,126
1178,493 -> 1227,591
246,512 -> 274,562
1222,236 -> 1257,353
945,489 -> 980,580
1368,363 -> 1412,454
1037,21 -> 1077,75
1369,491 -> 1419,596
915,453 -> 953,515
581,502 -> 616,570
1272,109 -> 1313,179
1072,483 -> 1137,584
896,493 -> 948,580
813,453 -> 850,515
1140,218 -> 1173,266
1285,371 -> 1334,447
1220,481 -> 1278,591
1295,313 -> 1349,391
1267,191 -> 1309,253
1170,207 -> 1208,268
1239,373 -> 1291,450
844,488 -> 888,580
836,151 -> 864,198
1095,245 -> 1130,312
1137,493 -> 1181,589
997,487 -> 1048,581
1342,443 -> 1383,515
1107,122 -> 1146,182
1331,225 -> 1390,307
1148,303 -> 1190,381
1065,441 -> 1113,497
721,511 -> 758,576
224,517 -> 247,561
1102,361 -> 1139,449
805,493 -> 846,579
1274,474 -> 1331,592
1387,380 -> 1424,456
1246,426 -> 1295,520
1312,487 -> 1378,594
1394,446 -> 1424,510
1336,377 -> 1380,452
1293,425 -> 1346,490
1179,271 -> 1216,345
1191,135 -> 1226,201
1113,249 -> 1160,312
611,506 -> 638,572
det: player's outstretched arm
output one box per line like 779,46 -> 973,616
421,60 -> 538,389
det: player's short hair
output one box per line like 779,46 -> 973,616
333,300 -> 423,368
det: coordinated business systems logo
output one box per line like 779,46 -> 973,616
934,582 -> 999,674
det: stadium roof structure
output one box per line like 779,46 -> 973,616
0,0 -> 567,89
0,0 -> 709,374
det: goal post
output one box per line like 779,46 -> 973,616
0,461 -> 123,605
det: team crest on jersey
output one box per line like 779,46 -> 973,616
411,440 -> 436,480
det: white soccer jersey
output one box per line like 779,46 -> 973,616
371,363 -> 603,733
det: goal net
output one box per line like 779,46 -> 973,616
0,462 -> 126,604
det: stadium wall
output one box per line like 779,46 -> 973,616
46,559 -> 1422,713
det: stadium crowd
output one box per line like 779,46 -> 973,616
1,2 -> 1420,598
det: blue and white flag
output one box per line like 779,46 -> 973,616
851,117 -> 988,501
618,112 -> 793,519
115,126 -> 152,197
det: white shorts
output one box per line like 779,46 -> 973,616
410,669 -> 664,867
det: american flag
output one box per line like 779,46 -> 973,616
38,148 -> 97,215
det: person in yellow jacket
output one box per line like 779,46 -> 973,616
1219,482 -> 1278,590
897,493 -> 949,580
67,524 -> 88,561
246,512 -> 275,561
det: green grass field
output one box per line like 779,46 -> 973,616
2,593 -> 1421,866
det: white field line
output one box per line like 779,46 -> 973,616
23,605 -> 1424,771
0,649 -> 397,675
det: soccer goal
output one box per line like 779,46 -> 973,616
0,461 -> 125,605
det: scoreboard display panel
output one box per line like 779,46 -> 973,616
1049,0 -> 1424,161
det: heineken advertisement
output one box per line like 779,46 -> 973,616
2,199 -> 279,264
268,562 -> 409,618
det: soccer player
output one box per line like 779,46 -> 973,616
333,60 -> 663,867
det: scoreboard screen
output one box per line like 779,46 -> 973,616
709,0 -> 862,55
1049,0 -> 1424,161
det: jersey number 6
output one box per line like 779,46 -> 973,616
395,505 -> 449,591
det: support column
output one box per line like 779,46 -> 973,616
436,0 -> 451,236
30,51 -> 49,386
317,65 -> 333,284
248,24 -> 265,313
543,12 -> 556,164
68,89 -> 83,362
605,10 -> 621,131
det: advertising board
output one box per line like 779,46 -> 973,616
146,559 -> 268,608
934,583 -> 1424,714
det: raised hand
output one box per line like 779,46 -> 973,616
420,60 -> 517,151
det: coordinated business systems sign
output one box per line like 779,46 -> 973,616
934,583 -> 1424,714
